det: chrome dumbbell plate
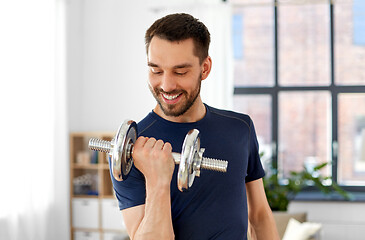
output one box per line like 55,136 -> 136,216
111,120 -> 137,181
178,129 -> 204,192
88,120 -> 137,181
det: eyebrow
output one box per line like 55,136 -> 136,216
147,62 -> 159,68
147,62 -> 193,69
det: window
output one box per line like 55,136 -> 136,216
338,93 -> 365,185
232,0 -> 365,191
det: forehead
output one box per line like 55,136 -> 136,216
147,37 -> 199,67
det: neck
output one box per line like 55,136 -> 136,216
154,97 -> 206,123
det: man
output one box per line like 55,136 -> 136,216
111,13 -> 279,240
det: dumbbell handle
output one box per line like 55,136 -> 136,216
172,153 -> 227,173
89,138 -> 227,173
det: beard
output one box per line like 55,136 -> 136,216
149,74 -> 202,117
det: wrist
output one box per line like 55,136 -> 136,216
146,178 -> 171,192
145,181 -> 171,209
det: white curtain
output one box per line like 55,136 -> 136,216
0,1 -> 68,240
149,0 -> 234,110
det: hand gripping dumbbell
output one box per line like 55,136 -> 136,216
88,120 -> 228,191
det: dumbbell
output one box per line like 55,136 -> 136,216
88,120 -> 228,191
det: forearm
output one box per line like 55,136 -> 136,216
250,210 -> 279,240
246,179 -> 279,240
134,182 -> 174,240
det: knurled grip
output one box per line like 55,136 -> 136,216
201,157 -> 228,172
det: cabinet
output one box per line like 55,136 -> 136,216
70,132 -> 129,240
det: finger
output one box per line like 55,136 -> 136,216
134,136 -> 148,148
162,142 -> 172,152
144,137 -> 157,148
154,139 -> 164,150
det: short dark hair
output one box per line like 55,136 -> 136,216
145,13 -> 211,64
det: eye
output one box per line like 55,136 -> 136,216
151,68 -> 162,75
175,71 -> 187,76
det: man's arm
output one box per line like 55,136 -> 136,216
246,178 -> 279,240
121,136 -> 175,240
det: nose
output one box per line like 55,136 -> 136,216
160,72 -> 177,93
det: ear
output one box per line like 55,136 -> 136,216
201,56 -> 212,80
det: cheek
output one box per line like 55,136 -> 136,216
148,73 -> 159,88
183,73 -> 201,89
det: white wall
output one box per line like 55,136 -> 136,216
67,0 -> 229,132
67,0 -> 157,132
289,201 -> 365,240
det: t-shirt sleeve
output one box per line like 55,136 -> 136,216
110,162 -> 146,210
245,117 -> 266,183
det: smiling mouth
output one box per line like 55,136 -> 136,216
162,93 -> 182,100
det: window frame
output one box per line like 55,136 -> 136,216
233,0 -> 365,195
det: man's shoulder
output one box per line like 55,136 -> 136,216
136,112 -> 158,135
207,105 -> 252,128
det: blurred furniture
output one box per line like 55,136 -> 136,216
70,132 -> 129,240
274,212 -> 308,239
248,212 -> 321,240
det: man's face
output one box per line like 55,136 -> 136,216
147,37 -> 204,118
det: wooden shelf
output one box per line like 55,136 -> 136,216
72,195 -> 99,199
70,132 -> 128,240
100,164 -> 110,169
102,195 -> 116,199
72,227 -> 100,232
73,163 -> 100,169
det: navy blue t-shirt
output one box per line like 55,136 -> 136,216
111,104 -> 265,240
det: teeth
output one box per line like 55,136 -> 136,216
162,93 -> 180,100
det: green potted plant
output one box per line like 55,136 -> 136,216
263,162 -> 352,211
